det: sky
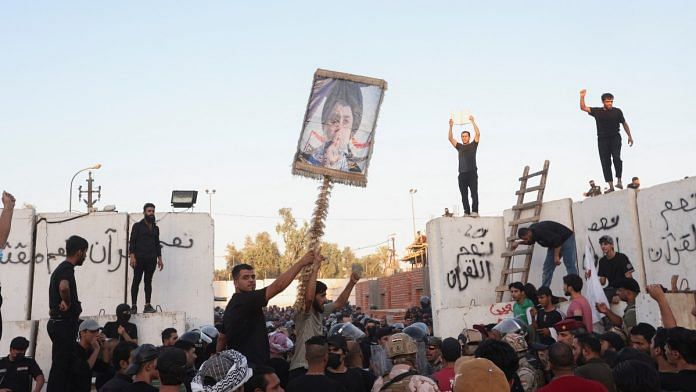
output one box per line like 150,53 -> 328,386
1,1 -> 694,270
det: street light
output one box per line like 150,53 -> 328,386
69,164 -> 101,212
409,188 -> 417,239
205,189 -> 216,214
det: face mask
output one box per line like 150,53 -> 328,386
327,353 -> 342,369
145,215 -> 156,223
117,313 -> 131,323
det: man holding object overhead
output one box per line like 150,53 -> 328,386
448,115 -> 481,217
580,89 -> 634,193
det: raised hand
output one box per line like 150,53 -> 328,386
469,115 -> 475,123
2,191 -> 15,209
580,89 -> 587,97
596,302 -> 609,314
449,118 -> 454,127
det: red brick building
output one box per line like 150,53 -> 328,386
355,269 -> 428,311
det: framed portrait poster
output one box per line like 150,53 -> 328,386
292,69 -> 387,187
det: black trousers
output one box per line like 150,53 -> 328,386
458,171 -> 479,214
47,318 -> 79,392
598,135 -> 622,182
131,257 -> 157,304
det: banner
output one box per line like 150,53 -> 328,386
292,69 -> 387,186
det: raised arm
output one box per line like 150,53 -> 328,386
0,191 -> 16,247
580,89 -> 591,113
470,115 -> 480,143
596,302 -> 622,327
266,251 -> 316,302
448,118 -> 457,148
332,272 -> 360,309
647,284 -> 677,328
303,252 -> 324,312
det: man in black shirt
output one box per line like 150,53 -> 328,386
0,336 -> 44,392
46,235 -> 88,392
534,287 -> 564,346
515,221 -> 578,288
129,203 -> 163,314
596,235 -> 634,303
662,327 -> 696,390
221,251 -> 317,366
125,344 -> 160,392
448,115 -> 481,217
100,341 -> 138,392
580,90 -> 634,193
325,335 -> 366,392
287,336 -> 345,392
103,303 -> 139,344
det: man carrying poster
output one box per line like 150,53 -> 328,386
448,115 -> 481,217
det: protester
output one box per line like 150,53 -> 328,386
597,278 -> 640,335
286,336 -> 344,392
161,328 -> 179,347
539,342 -> 607,392
346,340 -> 376,392
650,327 -> 679,387
156,347 -> 188,392
268,330 -> 293,388
612,359 -> 659,392
192,349 -> 252,392
99,341 -> 138,392
448,115 -> 481,217
125,344 -> 160,391
325,335 -> 367,392
244,365 -> 284,392
598,332 -> 625,367
474,339 -> 523,392
596,236 -> 634,303
0,191 -> 15,341
289,255 -> 359,378
534,286 -> 564,346
662,327 -> 696,389
173,339 -> 197,391
442,208 -> 454,218
628,323 -> 655,355
424,336 -> 443,375
515,221 -> 578,288
69,319 -> 110,391
510,282 -> 535,324
626,176 -> 640,190
129,203 -> 164,314
580,89 -> 634,192
0,336 -> 44,392
222,251 -> 318,366
103,303 -> 139,343
453,357 -> 508,392
572,334 -> 616,392
584,180 -> 602,197
432,337 -> 459,392
563,274 -> 594,332
46,235 -> 88,392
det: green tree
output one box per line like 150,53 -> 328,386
357,245 -> 392,277
275,208 -> 309,271
241,232 -> 281,279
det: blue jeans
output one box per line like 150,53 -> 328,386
541,234 -> 578,288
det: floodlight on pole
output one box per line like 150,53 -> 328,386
69,164 -> 102,212
205,189 -> 216,214
409,188 -> 418,239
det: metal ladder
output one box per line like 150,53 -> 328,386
495,160 -> 550,302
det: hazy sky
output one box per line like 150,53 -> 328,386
2,1 -> 693,270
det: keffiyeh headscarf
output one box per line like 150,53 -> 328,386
191,349 -> 253,392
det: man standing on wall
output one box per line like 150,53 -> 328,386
47,235 -> 88,392
448,115 -> 481,217
0,191 -> 17,342
129,203 -> 163,314
580,89 -> 634,193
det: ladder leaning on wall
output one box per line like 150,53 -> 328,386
495,160 -> 551,302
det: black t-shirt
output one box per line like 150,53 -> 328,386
49,260 -> 82,319
287,374 -> 346,392
103,321 -> 139,342
269,357 -> 290,388
223,287 -> 270,365
125,381 -> 159,391
589,107 -> 625,138
660,369 -> 696,391
455,142 -> 478,173
100,372 -> 133,392
0,356 -> 43,392
597,252 -> 634,288
326,368 -> 367,392
529,221 -> 573,248
535,308 -> 564,345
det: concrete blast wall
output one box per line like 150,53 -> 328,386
638,177 -> 696,289
31,213 -> 129,320
0,208 -> 36,321
129,213 -> 214,328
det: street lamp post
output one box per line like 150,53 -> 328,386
69,164 -> 101,212
409,188 -> 417,239
205,189 -> 216,215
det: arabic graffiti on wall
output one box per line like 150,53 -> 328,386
648,193 -> 696,266
446,224 -> 494,291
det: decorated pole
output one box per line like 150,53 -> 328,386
291,69 -> 387,310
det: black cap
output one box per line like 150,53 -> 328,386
10,337 -> 30,350
126,344 -> 159,375
616,278 -> 641,293
599,332 -> 626,351
327,335 -> 348,353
